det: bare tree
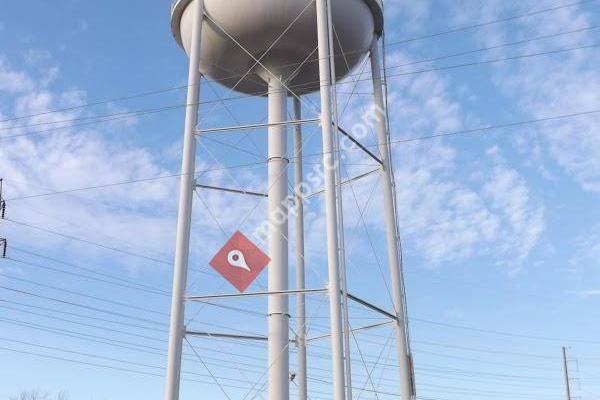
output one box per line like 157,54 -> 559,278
10,391 -> 69,400
56,392 -> 69,400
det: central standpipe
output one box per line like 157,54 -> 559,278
315,0 -> 347,399
266,74 -> 290,400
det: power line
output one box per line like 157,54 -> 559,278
411,349 -> 561,372
414,339 -> 559,360
1,41 -> 596,142
0,304 -> 167,343
1,22 -> 596,136
7,256 -> 170,297
416,364 -> 559,381
416,371 -> 564,390
0,298 -> 166,333
4,107 -> 598,203
0,315 -> 393,395
4,252 -> 594,369
0,274 -> 576,374
411,317 -> 600,345
0,284 -> 167,326
0,0 -> 594,129
289,43 -> 600,92
385,0 -> 597,46
0,308 -> 592,396
10,246 -> 171,294
385,25 -> 600,71
4,218 -> 172,265
0,268 -> 576,374
5,161 -> 267,201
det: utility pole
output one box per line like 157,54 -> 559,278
563,347 -> 572,400
1,179 -> 6,258
0,178 -> 6,219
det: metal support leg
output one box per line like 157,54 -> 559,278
315,0 -> 347,399
325,2 -> 354,397
293,97 -> 308,400
267,75 -> 290,400
164,1 -> 204,399
369,39 -> 415,400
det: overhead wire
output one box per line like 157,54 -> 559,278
9,246 -> 171,294
0,39 -> 593,140
3,106 -> 598,204
0,0 -> 595,128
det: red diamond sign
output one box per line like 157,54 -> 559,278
209,231 -> 270,292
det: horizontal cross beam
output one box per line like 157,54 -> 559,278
186,331 -> 268,341
196,118 -> 320,135
186,288 -> 328,302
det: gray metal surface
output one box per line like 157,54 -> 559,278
171,0 -> 383,95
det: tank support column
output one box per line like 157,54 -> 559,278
369,39 -> 416,400
164,1 -> 204,400
267,75 -> 290,400
315,0 -> 347,399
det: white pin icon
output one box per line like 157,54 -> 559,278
227,250 -> 251,272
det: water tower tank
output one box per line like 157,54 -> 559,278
171,0 -> 383,95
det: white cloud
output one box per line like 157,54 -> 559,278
0,55 -> 186,273
0,57 -> 34,93
336,49 -> 545,268
570,224 -> 600,270
453,0 -> 600,192
566,289 -> 600,298
0,34 -> 548,279
391,144 -> 544,266
386,0 -> 432,36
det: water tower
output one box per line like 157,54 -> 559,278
164,1 -> 415,400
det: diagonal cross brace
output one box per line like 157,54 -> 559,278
195,183 -> 268,198
336,125 -> 383,165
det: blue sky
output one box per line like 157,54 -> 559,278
0,0 -> 599,399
